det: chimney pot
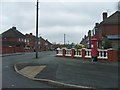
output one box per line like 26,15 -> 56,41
30,33 -> 32,35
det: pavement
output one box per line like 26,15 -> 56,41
13,51 -> 119,89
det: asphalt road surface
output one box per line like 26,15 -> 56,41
2,51 -> 119,89
2,51 -> 57,88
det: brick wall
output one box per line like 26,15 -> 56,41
56,48 -> 119,62
2,38 -> 19,42
108,50 -> 119,61
100,25 -> 120,36
2,46 -> 25,54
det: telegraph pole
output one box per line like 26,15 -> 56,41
36,0 -> 39,58
64,34 -> 66,45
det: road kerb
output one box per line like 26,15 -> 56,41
1,53 -> 24,57
14,63 -> 96,89
47,80 -> 64,87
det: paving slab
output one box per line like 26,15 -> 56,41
19,66 -> 46,78
35,64 -> 58,80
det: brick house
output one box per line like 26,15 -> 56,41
1,27 -> 53,54
98,11 -> 120,49
25,33 -> 53,51
45,39 -> 52,51
25,33 -> 37,51
1,27 -> 26,54
39,37 -> 52,51
39,37 -> 46,51
80,11 -> 120,49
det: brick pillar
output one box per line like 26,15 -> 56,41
56,49 -> 58,54
56,49 -> 58,56
82,48 -> 85,59
107,49 -> 113,61
112,50 -> 118,61
63,49 -> 66,57
119,50 -> 120,62
108,49 -> 118,61
71,49 -> 75,58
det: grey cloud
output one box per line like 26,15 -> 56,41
40,2 -> 117,27
1,1 -> 117,44
42,31 -> 85,44
40,12 -> 96,27
39,26 -> 90,44
1,2 -> 35,32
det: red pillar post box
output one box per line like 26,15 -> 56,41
91,38 -> 98,62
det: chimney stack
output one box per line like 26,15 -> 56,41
12,26 -> 16,30
88,30 -> 91,36
95,23 -> 99,27
103,12 -> 107,20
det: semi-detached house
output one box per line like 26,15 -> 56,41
1,27 -> 53,54
80,11 -> 120,49
1,27 -> 26,54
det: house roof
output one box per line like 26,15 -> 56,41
25,34 -> 38,41
39,37 -> 52,45
25,35 -> 52,45
45,39 -> 52,45
39,36 -> 45,41
100,11 -> 120,25
2,27 -> 25,38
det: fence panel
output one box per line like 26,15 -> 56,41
56,48 -> 110,60
85,49 -> 91,58
65,49 -> 71,56
56,48 -> 63,56
74,49 -> 82,57
98,49 -> 108,59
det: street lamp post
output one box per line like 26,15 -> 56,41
36,0 -> 39,58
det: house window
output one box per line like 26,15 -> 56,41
18,38 -> 21,41
24,39 -> 27,42
27,39 -> 29,43
21,39 -> 23,42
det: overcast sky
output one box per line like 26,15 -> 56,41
0,0 -> 119,44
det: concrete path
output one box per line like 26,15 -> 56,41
19,66 -> 46,78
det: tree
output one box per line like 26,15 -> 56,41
100,36 -> 112,49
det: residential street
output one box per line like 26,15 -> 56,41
1,1 -> 120,90
2,51 -> 57,88
2,51 -> 119,89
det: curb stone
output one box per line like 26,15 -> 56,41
14,63 -> 96,89
1,53 -> 24,57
